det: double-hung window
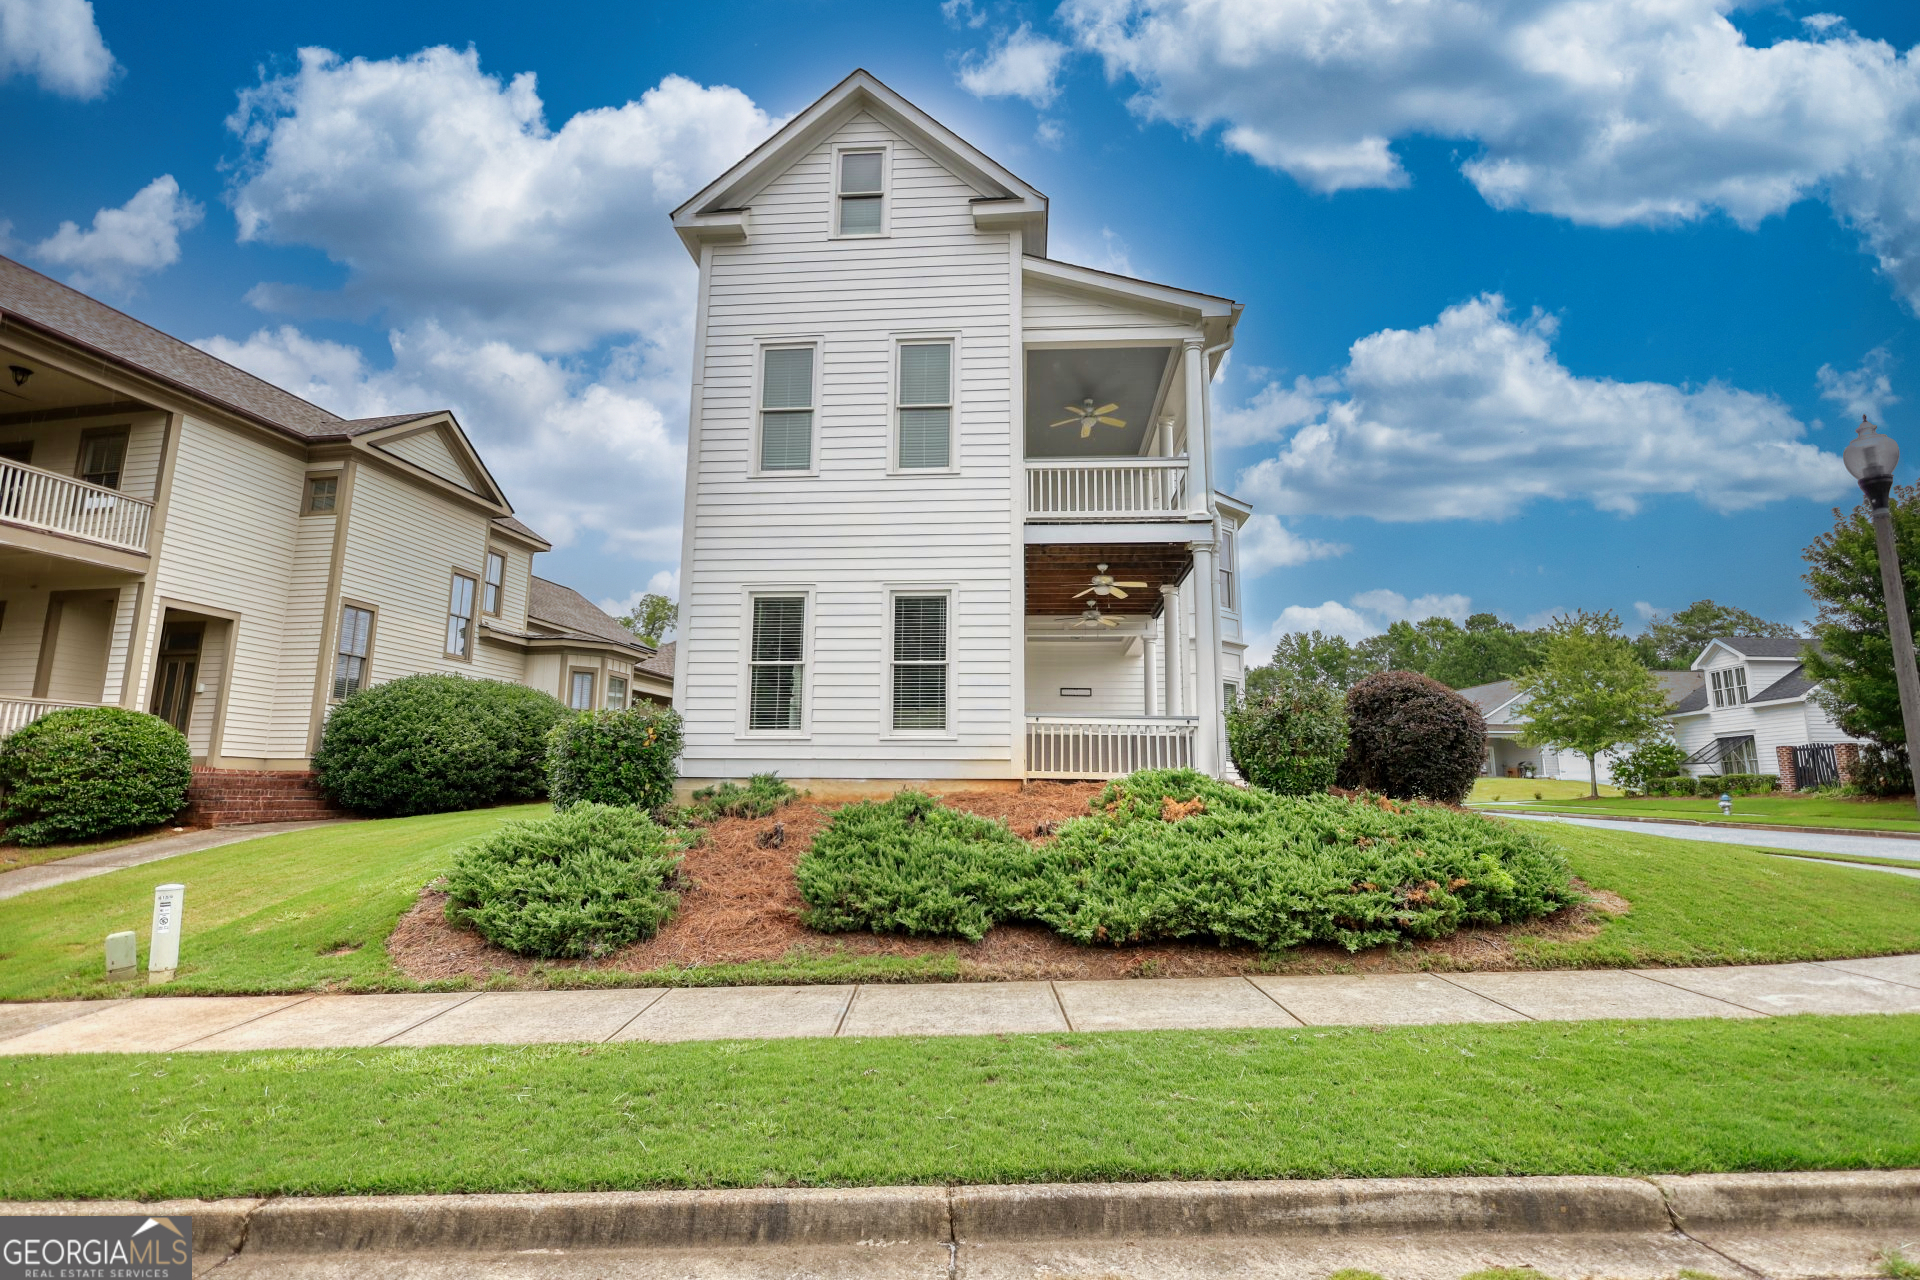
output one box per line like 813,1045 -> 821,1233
1710,667 -> 1750,708
749,595 -> 806,731
77,428 -> 127,489
837,148 -> 884,235
891,594 -> 949,731
333,604 -> 373,700
1218,527 -> 1237,613
607,675 -> 628,711
446,572 -> 477,659
483,550 -> 505,615
570,670 -> 596,710
759,347 -> 814,472
897,342 -> 952,470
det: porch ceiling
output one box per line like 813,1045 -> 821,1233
0,343 -> 147,421
1026,542 -> 1191,617
1024,347 -> 1174,458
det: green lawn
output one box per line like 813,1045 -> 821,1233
1473,790 -> 1920,833
0,1014 -> 1912,1200
0,806 -> 548,1001
4,803 -> 1919,1001
1471,778 -> 1620,802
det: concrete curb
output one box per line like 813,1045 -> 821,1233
1481,806 -> 1920,842
7,1171 -> 1917,1259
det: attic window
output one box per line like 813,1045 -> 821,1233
837,149 -> 885,236
1710,666 -> 1750,709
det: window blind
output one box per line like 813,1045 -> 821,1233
750,596 -> 806,730
447,574 -> 476,657
892,594 -> 948,730
839,151 -> 883,234
898,343 -> 951,469
333,605 -> 372,700
761,348 -> 813,471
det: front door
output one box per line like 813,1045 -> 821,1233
149,621 -> 203,734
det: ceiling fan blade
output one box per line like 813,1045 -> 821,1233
1092,403 -> 1119,415
1047,417 -> 1081,428
1097,416 -> 1127,428
1072,586 -> 1096,598
1100,617 -> 1118,626
1079,424 -> 1092,439
1114,581 -> 1149,589
1107,586 -> 1129,599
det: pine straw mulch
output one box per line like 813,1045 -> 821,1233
386,782 -> 1626,987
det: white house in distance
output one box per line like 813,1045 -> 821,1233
0,256 -> 666,821
669,70 -> 1250,789
1464,671 -> 1703,785
1669,636 -> 1863,783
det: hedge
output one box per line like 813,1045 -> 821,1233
798,769 -> 1578,952
314,674 -> 571,816
0,707 -> 192,845
546,704 -> 682,812
1226,684 -> 1347,796
1340,671 -> 1488,804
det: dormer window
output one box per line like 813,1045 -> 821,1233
1710,666 -> 1749,708
836,148 -> 885,236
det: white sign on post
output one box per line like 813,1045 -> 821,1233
149,883 -> 185,983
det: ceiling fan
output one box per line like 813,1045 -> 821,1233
1073,564 -> 1150,601
1048,397 -> 1127,439
1069,602 -> 1120,629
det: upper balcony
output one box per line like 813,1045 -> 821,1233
0,456 -> 153,556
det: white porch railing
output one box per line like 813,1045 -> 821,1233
1026,715 -> 1198,779
0,457 -> 153,553
1026,458 -> 1189,520
0,697 -> 103,737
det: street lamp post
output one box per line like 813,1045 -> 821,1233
1842,416 -> 1920,815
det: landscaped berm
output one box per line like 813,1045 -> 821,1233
6,765 -> 1920,1002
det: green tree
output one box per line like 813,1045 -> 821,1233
1428,612 -> 1548,689
1257,629 -> 1369,693
1802,485 -> 1920,746
1514,611 -> 1671,797
1634,599 -> 1795,669
618,593 -> 678,647
1355,616 -> 1461,677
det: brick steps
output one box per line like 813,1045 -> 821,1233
183,768 -> 350,827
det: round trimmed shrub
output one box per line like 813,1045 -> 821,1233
314,674 -> 570,816
443,803 -> 686,958
1226,684 -> 1348,795
1340,671 -> 1487,804
546,704 -> 683,812
0,707 -> 191,845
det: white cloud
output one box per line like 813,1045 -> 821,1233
1059,0 -> 1920,309
1214,373 -> 1338,448
1817,346 -> 1899,423
1035,118 -> 1065,148
942,0 -> 988,29
226,46 -> 777,352
197,322 -> 684,565
1236,512 -> 1346,576
1633,600 -> 1658,622
31,175 -> 201,292
600,568 -> 680,623
1233,293 -> 1850,521
958,23 -> 1070,108
0,0 -> 114,98
1250,587 -> 1472,651
1350,589 -> 1473,625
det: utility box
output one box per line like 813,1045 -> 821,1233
149,883 -> 184,984
105,931 -> 137,982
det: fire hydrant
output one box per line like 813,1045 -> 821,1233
1718,792 -> 1733,816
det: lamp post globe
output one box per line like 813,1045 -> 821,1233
1845,416 -> 1920,814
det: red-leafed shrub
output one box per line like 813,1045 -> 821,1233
1340,671 -> 1487,804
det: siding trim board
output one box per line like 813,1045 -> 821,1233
305,457 -> 359,753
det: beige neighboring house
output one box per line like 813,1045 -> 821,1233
0,254 -> 668,815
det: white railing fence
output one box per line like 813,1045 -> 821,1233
1026,715 -> 1198,779
1026,458 -> 1189,520
0,457 -> 153,553
0,697 -> 103,738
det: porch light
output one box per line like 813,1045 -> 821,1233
7,365 -> 28,388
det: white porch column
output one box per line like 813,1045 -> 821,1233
1141,635 -> 1158,717
1182,338 -> 1208,516
1160,584 -> 1183,717
1189,537 -> 1223,777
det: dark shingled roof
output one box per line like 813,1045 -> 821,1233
1456,679 -> 1521,721
490,515 -> 550,547
0,254 -> 458,443
1671,685 -> 1709,714
1707,635 -> 1813,660
1751,664 -> 1817,704
637,640 -> 674,680
527,576 -> 651,654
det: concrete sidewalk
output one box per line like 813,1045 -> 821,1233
1496,809 -> 1920,861
0,819 -> 351,901
3,953 -> 1916,1056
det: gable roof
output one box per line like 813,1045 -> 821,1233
1457,679 -> 1523,722
671,69 -> 1049,259
1466,669 -> 1705,723
527,576 -> 651,654
1692,635 -> 1813,667
638,640 -> 674,681
1751,664 -> 1817,704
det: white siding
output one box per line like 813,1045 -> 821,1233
43,595 -> 112,702
1023,278 -> 1187,334
682,109 -> 1018,779
273,506 -> 337,743
379,428 -> 477,492
1025,637 -> 1144,714
0,591 -> 50,697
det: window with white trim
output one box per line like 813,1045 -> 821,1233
446,573 -> 476,659
333,605 -> 373,700
749,595 -> 806,730
1218,527 -> 1237,613
891,594 -> 949,731
483,550 -> 505,615
569,670 -> 596,711
759,346 -> 814,472
837,149 -> 884,235
607,674 -> 628,711
1710,666 -> 1750,708
897,342 -> 952,469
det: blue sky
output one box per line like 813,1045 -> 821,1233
5,0 -> 1918,651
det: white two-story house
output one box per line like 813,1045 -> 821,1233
1669,636 -> 1863,783
669,71 -> 1249,788
0,255 -> 667,819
